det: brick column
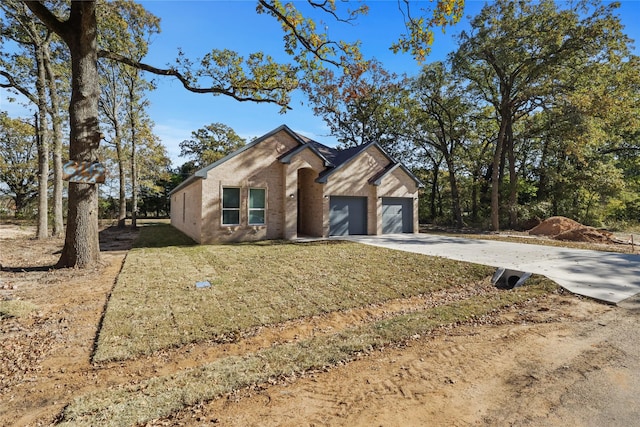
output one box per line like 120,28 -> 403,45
284,164 -> 298,239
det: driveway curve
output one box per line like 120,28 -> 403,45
343,234 -> 640,305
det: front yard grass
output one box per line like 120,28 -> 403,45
94,224 -> 493,362
65,223 -> 558,425
64,281 -> 554,426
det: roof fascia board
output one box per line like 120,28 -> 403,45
370,163 -> 401,186
368,143 -> 424,188
315,141 -> 382,183
315,141 -> 423,187
370,162 -> 424,188
398,163 -> 424,187
169,174 -> 202,195
193,124 -> 296,178
279,143 -> 334,167
170,124 -> 299,195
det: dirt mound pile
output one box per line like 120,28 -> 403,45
528,216 -> 583,237
554,227 -> 614,243
528,216 -> 616,244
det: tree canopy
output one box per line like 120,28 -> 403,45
0,112 -> 39,217
179,122 -> 246,168
306,0 -> 639,230
13,0 -> 463,267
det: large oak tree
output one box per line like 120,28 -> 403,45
452,0 -> 629,231
24,0 -> 463,268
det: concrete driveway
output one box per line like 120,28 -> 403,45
343,233 -> 640,305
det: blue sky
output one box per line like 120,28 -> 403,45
1,1 -> 639,167
137,0 -> 483,164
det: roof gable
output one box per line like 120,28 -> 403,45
369,162 -> 423,188
278,140 -> 334,167
170,124 -> 312,195
169,124 -> 422,195
193,124 -> 302,179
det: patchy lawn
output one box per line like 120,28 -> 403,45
64,286 -> 554,427
68,224 -> 558,425
94,225 -> 495,362
3,222 -> 584,427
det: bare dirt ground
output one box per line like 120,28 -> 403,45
1,224 -> 639,426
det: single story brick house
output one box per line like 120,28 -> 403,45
169,125 -> 421,243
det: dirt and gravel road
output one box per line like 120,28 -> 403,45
1,224 -> 639,426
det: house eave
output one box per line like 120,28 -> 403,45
170,124 -> 309,195
169,175 -> 203,196
278,143 -> 334,167
369,162 -> 424,188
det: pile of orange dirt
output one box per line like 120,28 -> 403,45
528,216 -> 616,243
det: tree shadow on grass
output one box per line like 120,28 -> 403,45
0,264 -> 56,273
98,225 -> 144,252
2,225 -> 150,273
129,222 -> 196,249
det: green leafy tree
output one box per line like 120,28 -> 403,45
408,62 -> 472,227
0,113 -> 39,217
303,59 -> 409,150
24,0 -> 464,268
175,161 -> 198,182
132,119 -> 171,221
521,53 -> 640,225
138,165 -> 176,218
98,0 -> 160,227
452,0 -> 630,230
0,0 -> 70,237
179,123 -> 246,168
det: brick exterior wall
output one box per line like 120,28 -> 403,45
170,128 -> 419,243
323,144 -> 419,235
170,179 -> 203,242
199,132 -> 297,243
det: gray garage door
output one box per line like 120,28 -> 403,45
329,196 -> 367,236
382,197 -> 413,233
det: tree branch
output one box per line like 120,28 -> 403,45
97,50 -> 292,109
23,1 -> 68,42
599,146 -> 640,155
0,70 -> 37,104
256,0 -> 343,67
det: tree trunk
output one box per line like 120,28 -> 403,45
536,134 -> 551,202
130,125 -> 138,229
14,193 -> 27,218
491,117 -> 508,232
114,126 -> 127,228
471,172 -> 478,222
56,2 -> 101,268
44,42 -> 65,238
430,162 -> 440,221
444,153 -> 463,228
507,119 -> 518,229
128,75 -> 140,230
35,42 -> 49,240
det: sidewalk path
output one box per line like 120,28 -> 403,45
343,234 -> 640,305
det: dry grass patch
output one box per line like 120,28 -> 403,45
94,229 -> 491,362
0,300 -> 38,319
62,279 -> 555,427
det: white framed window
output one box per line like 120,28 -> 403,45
222,187 -> 241,225
248,188 -> 266,225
